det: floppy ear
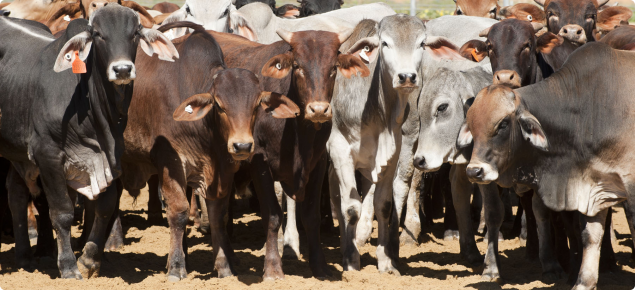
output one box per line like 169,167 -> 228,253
346,36 -> 379,64
463,97 -> 475,114
230,7 -> 257,42
277,4 -> 300,18
425,36 -> 467,61
536,32 -> 563,54
533,0 -> 545,7
456,122 -> 473,148
173,93 -> 215,121
597,6 -> 632,32
500,3 -> 546,23
139,28 -> 179,61
337,54 -> 371,78
122,1 -> 156,28
261,52 -> 293,79
459,40 -> 488,62
54,31 -> 92,72
259,92 -> 300,118
518,111 -> 549,151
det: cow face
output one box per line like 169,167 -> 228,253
535,0 -> 608,45
298,0 -> 342,17
454,0 -> 499,19
173,69 -> 300,161
2,0 -> 77,20
54,5 -> 178,86
412,69 -> 480,172
80,0 -> 116,18
261,30 -> 369,124
460,19 -> 563,88
461,85 -> 548,184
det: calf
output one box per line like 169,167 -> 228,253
463,42 -> 635,290
454,0 -> 499,19
0,5 -> 177,279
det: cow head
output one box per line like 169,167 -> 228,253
499,3 -> 547,24
412,68 -> 489,171
173,69 -> 299,160
261,29 -> 369,124
53,4 -> 178,86
461,85 -> 548,184
460,19 -> 563,88
2,0 -> 77,20
454,0 -> 500,19
534,0 -> 610,45
298,0 -> 342,17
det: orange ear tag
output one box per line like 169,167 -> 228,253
471,49 -> 483,62
72,51 -> 87,74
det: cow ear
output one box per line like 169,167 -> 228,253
261,52 -> 293,79
230,7 -> 258,42
456,122 -> 473,148
536,32 -> 563,54
346,36 -> 379,64
160,9 -> 188,39
518,111 -> 549,151
122,1 -> 156,28
173,93 -> 215,121
463,97 -> 475,114
459,40 -> 488,62
337,54 -> 371,78
597,6 -> 632,32
533,0 -> 545,7
500,3 -> 546,23
259,92 -> 300,118
54,31 -> 92,72
277,4 -> 300,18
139,28 -> 180,62
425,36 -> 467,61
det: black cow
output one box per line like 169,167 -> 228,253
0,4 -> 177,279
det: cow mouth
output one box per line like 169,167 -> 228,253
231,153 -> 251,161
112,78 -> 134,85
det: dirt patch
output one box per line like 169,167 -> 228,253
1,188 -> 634,289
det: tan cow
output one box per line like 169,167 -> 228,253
454,0 -> 500,19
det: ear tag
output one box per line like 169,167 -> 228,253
185,105 -> 193,114
471,49 -> 483,62
359,46 -> 370,62
72,51 -> 87,74
63,15 -> 71,21
275,63 -> 282,70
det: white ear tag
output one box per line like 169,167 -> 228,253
275,63 -> 282,70
64,15 -> 71,21
359,46 -> 370,62
185,105 -> 193,114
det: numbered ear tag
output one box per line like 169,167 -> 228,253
471,49 -> 483,62
72,51 -> 86,74
359,46 -> 370,62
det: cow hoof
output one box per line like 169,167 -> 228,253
17,260 -> 35,272
481,272 -> 502,284
104,236 -> 123,252
216,267 -> 234,278
167,266 -> 187,282
282,246 -> 301,260
542,268 -> 565,282
28,228 -> 38,240
78,242 -> 101,278
443,230 -> 460,241
262,272 -> 285,281
167,275 -> 182,282
380,268 -> 401,276
463,252 -> 484,267
61,269 -> 84,280
147,212 -> 163,224
400,232 -> 419,246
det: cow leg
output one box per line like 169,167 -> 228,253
402,171 -> 422,244
207,193 -> 237,278
560,211 -> 582,284
479,183 -> 503,283
147,175 -> 163,224
251,156 -> 284,280
355,177 -> 375,248
188,188 -> 200,228
298,155 -> 331,278
328,158 -> 362,271
519,191 -> 539,261
598,208 -> 617,272
449,165 -> 482,266
159,168 -> 189,282
33,191 -> 56,258
510,200 -> 524,238
441,164 -> 459,240
373,166 -> 400,275
624,200 -> 635,267
27,201 -> 37,240
104,181 -> 124,252
573,209 -> 608,290
532,194 -> 564,281
393,152 -> 416,246
7,166 -> 35,270
283,193 -> 300,259
197,194 -> 210,235
77,183 -> 117,278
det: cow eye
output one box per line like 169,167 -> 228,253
382,41 -> 388,48
215,101 -> 226,114
495,119 -> 509,134
586,14 -> 595,20
489,7 -> 497,16
185,5 -> 192,16
222,8 -> 229,17
436,103 -> 448,113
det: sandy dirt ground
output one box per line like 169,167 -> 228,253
1,188 -> 634,290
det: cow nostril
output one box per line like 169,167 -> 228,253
509,74 -> 514,80
576,29 -> 581,35
563,28 -> 568,34
323,105 -> 330,114
113,65 -> 132,76
92,3 -> 97,7
413,156 -> 426,169
233,143 -> 252,153
475,167 -> 483,178
1,10 -> 9,17
496,75 -> 500,81
398,73 -> 406,83
409,73 -> 417,83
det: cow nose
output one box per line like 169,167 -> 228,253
466,166 -> 484,180
305,102 -> 332,123
398,73 -> 417,84
113,64 -> 132,79
92,1 -> 108,8
0,10 -> 9,17
558,24 -> 587,45
233,143 -> 252,153
493,70 -> 521,89
413,156 -> 426,170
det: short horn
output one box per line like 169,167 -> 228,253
276,29 -> 294,43
531,22 -> 544,32
337,28 -> 353,44
479,27 -> 491,37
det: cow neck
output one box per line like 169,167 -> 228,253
378,58 -> 411,126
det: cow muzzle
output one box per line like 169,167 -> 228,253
493,70 -> 521,89
88,1 -> 109,18
108,60 -> 136,85
558,24 -> 587,45
394,72 -> 418,89
466,162 -> 498,184
228,138 -> 254,161
305,102 -> 332,123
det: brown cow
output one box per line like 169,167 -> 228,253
600,24 -> 635,50
454,0 -> 500,19
499,3 -> 547,24
1,0 -> 77,20
120,24 -> 298,281
151,1 -> 179,13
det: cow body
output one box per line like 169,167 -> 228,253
465,42 -> 635,290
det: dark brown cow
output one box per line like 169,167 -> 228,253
120,24 -> 298,281
534,0 -> 610,44
454,0 -> 499,19
600,25 -> 635,50
151,1 -> 179,13
499,3 -> 547,24
190,26 -> 369,279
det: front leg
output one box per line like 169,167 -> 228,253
283,193 -> 300,259
573,209 -> 608,290
207,192 -> 237,278
479,183 -> 503,283
449,165 -> 482,266
532,193 -> 564,281
250,155 -> 284,280
7,165 -> 36,271
373,166 -> 400,275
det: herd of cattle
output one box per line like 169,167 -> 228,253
0,0 -> 634,289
